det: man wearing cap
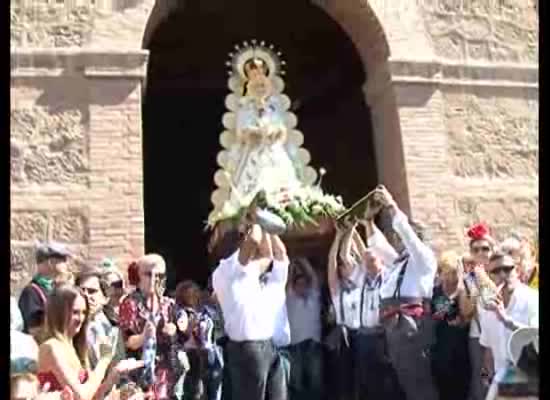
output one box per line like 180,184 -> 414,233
479,252 -> 539,379
18,242 -> 70,341
366,186 -> 438,400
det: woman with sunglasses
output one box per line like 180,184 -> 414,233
99,261 -> 127,327
463,223 -> 495,400
119,254 -> 182,400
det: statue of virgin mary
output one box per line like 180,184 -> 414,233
208,40 -> 345,229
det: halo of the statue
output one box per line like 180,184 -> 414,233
227,40 -> 285,82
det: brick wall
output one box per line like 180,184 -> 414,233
10,50 -> 147,294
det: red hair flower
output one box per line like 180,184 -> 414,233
467,223 -> 490,241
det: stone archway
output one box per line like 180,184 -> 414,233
140,0 -> 387,287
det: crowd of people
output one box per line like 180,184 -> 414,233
10,186 -> 539,400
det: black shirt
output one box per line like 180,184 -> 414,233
18,278 -> 49,333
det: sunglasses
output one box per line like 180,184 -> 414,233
490,266 -> 514,275
81,287 -> 100,295
471,246 -> 491,254
110,280 -> 123,289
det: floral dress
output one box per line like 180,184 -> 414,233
119,290 -> 180,400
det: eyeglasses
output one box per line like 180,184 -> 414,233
489,266 -> 514,275
110,280 -> 123,289
80,287 -> 100,295
471,246 -> 491,254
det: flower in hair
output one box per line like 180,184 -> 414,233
467,223 -> 490,241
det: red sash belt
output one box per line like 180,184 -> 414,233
381,303 -> 426,320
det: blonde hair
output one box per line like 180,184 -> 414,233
137,254 -> 166,272
438,250 -> 461,275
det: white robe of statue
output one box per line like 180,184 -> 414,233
230,93 -> 300,206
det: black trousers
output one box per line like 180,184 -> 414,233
353,329 -> 406,400
325,327 -> 405,400
226,339 -> 287,400
286,339 -> 323,400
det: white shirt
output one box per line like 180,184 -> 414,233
360,274 -> 383,328
212,250 -> 289,342
11,296 -> 24,332
273,303 -> 291,347
11,330 -> 39,363
332,284 -> 362,330
286,287 -> 322,344
368,210 -> 437,300
479,283 -> 538,372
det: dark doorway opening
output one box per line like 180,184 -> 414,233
143,0 -> 378,290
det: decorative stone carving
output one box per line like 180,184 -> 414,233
421,0 -> 538,63
11,5 -> 96,48
10,107 -> 89,186
444,90 -> 538,179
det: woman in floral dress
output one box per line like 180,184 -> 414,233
119,254 -> 182,400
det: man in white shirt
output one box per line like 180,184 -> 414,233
367,186 -> 438,400
479,253 -> 539,377
285,258 -> 323,400
353,237 -> 405,400
212,223 -> 289,400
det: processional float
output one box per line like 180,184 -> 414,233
206,40 -> 382,260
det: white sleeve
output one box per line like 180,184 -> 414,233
392,209 -> 437,274
527,290 -> 539,328
212,252 -> 236,298
478,308 -> 489,347
273,304 -> 291,347
367,225 -> 398,267
268,259 -> 290,286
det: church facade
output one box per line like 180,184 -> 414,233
10,0 -> 538,292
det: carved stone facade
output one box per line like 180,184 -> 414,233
10,0 -> 538,293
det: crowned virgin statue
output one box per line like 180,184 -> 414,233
208,41 -> 345,244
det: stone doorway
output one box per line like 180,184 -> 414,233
142,0 -> 379,290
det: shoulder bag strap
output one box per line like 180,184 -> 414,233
30,283 -> 48,306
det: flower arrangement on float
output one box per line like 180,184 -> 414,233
207,167 -> 346,230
